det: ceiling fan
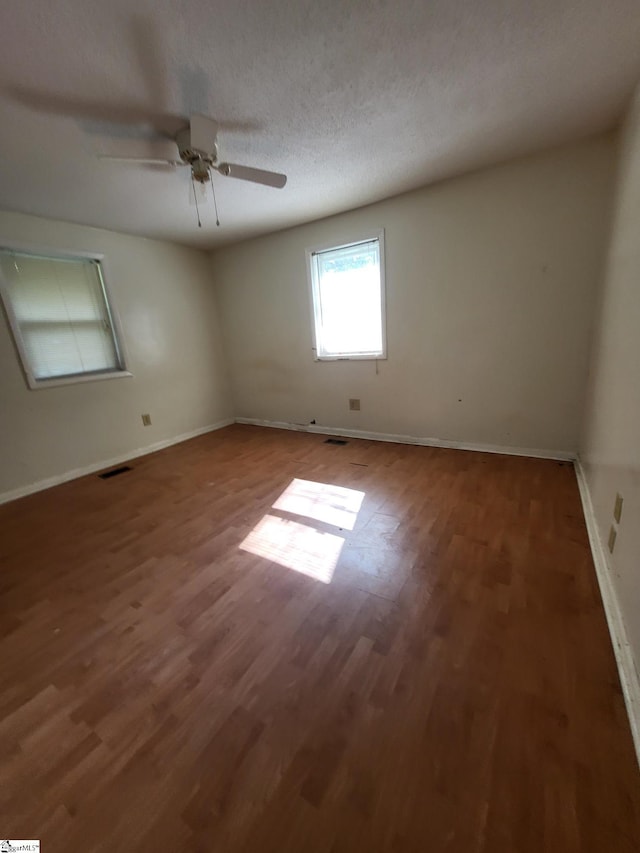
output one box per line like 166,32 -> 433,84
99,114 -> 287,227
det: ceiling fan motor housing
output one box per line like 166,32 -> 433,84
176,127 -> 217,166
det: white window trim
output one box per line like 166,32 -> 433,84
0,241 -> 132,390
306,229 -> 387,361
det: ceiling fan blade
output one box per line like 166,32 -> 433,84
99,155 -> 185,167
190,114 -> 219,154
217,162 -> 287,188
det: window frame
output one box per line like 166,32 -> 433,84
306,229 -> 387,362
0,242 -> 132,390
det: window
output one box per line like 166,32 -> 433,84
307,231 -> 386,360
0,248 -> 129,389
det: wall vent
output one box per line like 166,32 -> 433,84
98,465 -> 132,480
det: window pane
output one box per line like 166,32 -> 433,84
312,238 -> 384,358
0,250 -> 121,381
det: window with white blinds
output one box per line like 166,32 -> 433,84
0,248 -> 126,388
307,232 -> 386,360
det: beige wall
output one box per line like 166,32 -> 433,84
581,92 -> 640,671
0,211 -> 232,498
0,134 -> 619,504
212,136 -> 615,455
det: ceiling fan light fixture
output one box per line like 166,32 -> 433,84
191,159 -> 210,183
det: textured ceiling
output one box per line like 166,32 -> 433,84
1,0 -> 640,249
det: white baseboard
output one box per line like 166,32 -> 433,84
0,418 -> 235,506
234,417 -> 575,461
574,458 -> 640,767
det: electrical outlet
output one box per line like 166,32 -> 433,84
614,493 -> 623,524
349,398 -> 361,411
608,525 -> 617,554
141,413 -> 152,426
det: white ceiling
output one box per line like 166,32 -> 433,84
1,0 -> 640,249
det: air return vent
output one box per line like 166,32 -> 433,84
98,466 -> 132,480
324,438 -> 348,446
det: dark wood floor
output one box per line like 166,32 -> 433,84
1,424 -> 639,852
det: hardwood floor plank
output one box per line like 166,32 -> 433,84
1,424 -> 639,851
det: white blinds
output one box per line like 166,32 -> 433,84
312,239 -> 383,358
0,251 -> 121,380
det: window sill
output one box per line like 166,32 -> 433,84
313,354 -> 387,362
27,370 -> 133,390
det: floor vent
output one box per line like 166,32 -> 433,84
98,465 -> 132,480
325,438 -> 348,446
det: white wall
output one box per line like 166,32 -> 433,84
212,136 -> 615,455
0,211 -> 232,498
581,90 -> 640,677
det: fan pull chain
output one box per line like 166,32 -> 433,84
209,169 -> 221,227
191,175 -> 202,228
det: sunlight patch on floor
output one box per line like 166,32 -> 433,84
240,513 -> 344,583
272,478 -> 365,531
239,478 -> 366,583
